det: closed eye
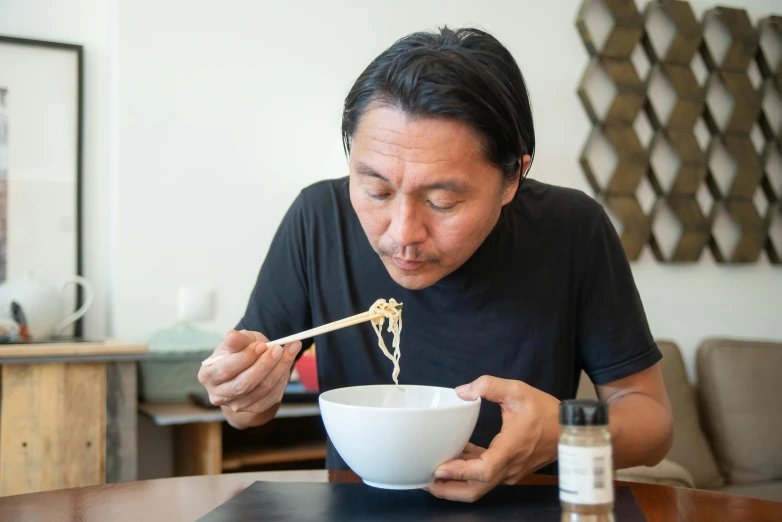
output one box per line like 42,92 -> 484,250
368,192 -> 391,201
428,201 -> 459,212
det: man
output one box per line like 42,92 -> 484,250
198,26 -> 673,503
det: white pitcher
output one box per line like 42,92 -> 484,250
0,272 -> 94,340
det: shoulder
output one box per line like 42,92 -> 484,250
298,177 -> 349,204
294,177 -> 351,218
512,178 -> 606,239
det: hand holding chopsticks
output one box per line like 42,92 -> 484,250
201,308 -> 390,366
196,299 -> 402,416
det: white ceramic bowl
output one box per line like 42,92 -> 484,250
319,384 -> 481,489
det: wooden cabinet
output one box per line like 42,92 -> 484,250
0,340 -> 147,496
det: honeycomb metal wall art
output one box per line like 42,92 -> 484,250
577,0 -> 782,264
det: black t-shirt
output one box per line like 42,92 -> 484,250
236,176 -> 661,471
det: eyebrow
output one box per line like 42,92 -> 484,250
355,162 -> 469,194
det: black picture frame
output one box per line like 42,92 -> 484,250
0,35 -> 85,337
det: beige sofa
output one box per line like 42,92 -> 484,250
576,338 -> 782,502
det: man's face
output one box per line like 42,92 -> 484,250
348,103 -> 521,290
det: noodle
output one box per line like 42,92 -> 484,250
369,298 -> 403,385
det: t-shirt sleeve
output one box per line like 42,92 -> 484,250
576,209 -> 661,385
235,191 -> 313,348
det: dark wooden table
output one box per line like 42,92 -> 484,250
0,469 -> 779,521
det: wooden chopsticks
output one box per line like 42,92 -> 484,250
201,310 -> 385,366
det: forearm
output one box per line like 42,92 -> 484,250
221,402 -> 281,429
607,393 -> 673,469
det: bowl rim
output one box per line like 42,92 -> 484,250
318,384 -> 481,412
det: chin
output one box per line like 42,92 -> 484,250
389,274 -> 437,290
382,259 -> 446,290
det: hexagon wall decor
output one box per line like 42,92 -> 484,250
577,0 -> 782,264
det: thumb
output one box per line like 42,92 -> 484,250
221,329 -> 256,354
455,375 -> 523,407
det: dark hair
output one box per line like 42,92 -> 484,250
341,26 -> 535,202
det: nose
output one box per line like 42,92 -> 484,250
387,199 -> 427,249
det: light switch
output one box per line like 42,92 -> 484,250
177,284 -> 215,322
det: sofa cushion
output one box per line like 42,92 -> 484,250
714,481 -> 782,503
656,340 -> 724,488
576,340 -> 724,488
697,338 -> 782,485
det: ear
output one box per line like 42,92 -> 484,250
501,154 -> 531,206
520,154 -> 532,177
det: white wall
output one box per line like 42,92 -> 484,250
2,0 -> 781,379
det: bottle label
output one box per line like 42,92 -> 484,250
558,444 -> 613,505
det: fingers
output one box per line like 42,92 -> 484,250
245,330 -> 271,356
434,455 -> 502,484
232,329 -> 274,358
427,441 -> 504,503
199,344 -> 266,388
224,369 -> 286,413
425,479 -> 494,503
502,469 -> 527,486
435,441 -> 511,484
225,354 -> 294,412
260,341 -> 303,389
430,377 -> 554,503
446,443 -> 488,476
209,342 -> 285,401
455,375 -> 527,409
425,443 -> 527,502
455,447 -> 483,463
198,330 -> 272,386
223,330 -> 262,353
210,341 -> 302,407
460,443 -> 485,460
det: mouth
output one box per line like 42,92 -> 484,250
391,257 -> 425,270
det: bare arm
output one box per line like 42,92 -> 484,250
596,363 -> 674,469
